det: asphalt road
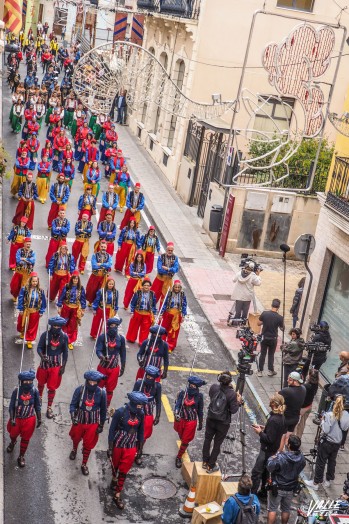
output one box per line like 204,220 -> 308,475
1,58 -> 265,523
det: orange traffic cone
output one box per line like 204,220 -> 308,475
179,485 -> 196,518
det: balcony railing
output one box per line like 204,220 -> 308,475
325,156 -> 349,218
137,0 -> 201,20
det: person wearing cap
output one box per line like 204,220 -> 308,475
160,280 -> 188,352
41,139 -> 53,162
101,124 -> 118,163
85,160 -> 101,197
53,128 -> 69,171
12,172 -> 38,230
136,325 -> 169,380
11,150 -> 31,196
10,237 -> 36,301
123,251 -> 147,310
96,317 -> 126,407
57,272 -> 86,349
119,182 -> 145,230
151,242 -> 180,303
45,207 -> 71,267
104,141 -> 119,179
7,369 -> 41,468
11,98 -> 24,133
90,277 -> 119,338
133,365 -> 162,465
114,164 -> 130,211
174,375 -> 206,468
83,138 -> 100,182
93,112 -> 107,141
69,370 -> 107,476
114,216 -> 141,276
228,262 -> 262,323
77,185 -> 97,220
97,211 -> 117,256
78,133 -> 93,174
7,217 -> 31,270
99,184 -> 119,225
126,279 -> 157,345
47,173 -> 70,228
62,156 -> 75,188
74,121 -> 92,161
48,242 -> 76,301
72,213 -> 93,273
36,316 -> 69,418
17,272 -> 47,349
85,241 -> 112,305
108,391 -> 147,508
26,132 -> 40,170
36,154 -> 52,203
281,328 -> 305,387
278,371 -> 306,449
140,225 -> 160,274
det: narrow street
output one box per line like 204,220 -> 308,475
1,59 -> 263,523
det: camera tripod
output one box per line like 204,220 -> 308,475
303,425 -> 322,478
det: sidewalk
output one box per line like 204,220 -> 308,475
118,124 -> 347,497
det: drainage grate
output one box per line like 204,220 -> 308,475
142,477 -> 177,500
213,294 -> 232,301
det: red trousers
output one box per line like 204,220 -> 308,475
151,276 -> 167,303
135,367 -> 161,383
10,271 -> 25,298
47,202 -> 60,228
98,207 -> 115,225
7,416 -> 36,444
144,252 -> 155,274
17,311 -> 40,341
114,241 -> 133,274
174,419 -> 197,443
97,364 -> 120,406
161,311 -> 182,351
123,277 -> 140,308
50,272 -> 70,301
85,274 -> 104,304
36,365 -> 62,391
69,422 -> 99,452
61,303 -> 79,343
112,446 -> 137,475
126,311 -> 152,344
144,414 -> 154,441
95,241 -> 114,257
45,238 -> 61,267
13,200 -> 35,230
72,240 -> 88,272
90,307 -> 114,338
9,241 -> 24,269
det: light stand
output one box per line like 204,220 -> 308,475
280,243 -> 290,389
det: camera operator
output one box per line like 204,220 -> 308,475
302,320 -> 331,378
282,328 -> 304,387
279,372 -> 306,449
305,395 -> 349,490
228,262 -> 261,322
251,393 -> 286,499
202,371 -> 242,474
266,435 -> 305,524
257,299 -> 284,377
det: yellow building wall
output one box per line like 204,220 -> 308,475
326,87 -> 349,191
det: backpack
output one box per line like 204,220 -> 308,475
231,495 -> 258,524
208,388 -> 228,421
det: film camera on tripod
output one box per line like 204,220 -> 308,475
234,319 -> 261,395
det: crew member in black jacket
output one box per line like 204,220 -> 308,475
251,393 -> 286,498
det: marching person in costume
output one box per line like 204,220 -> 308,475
11,150 -> 30,197
82,138 -> 99,182
72,213 -> 93,274
7,369 -> 41,468
108,392 -> 148,509
114,164 -> 130,211
96,317 -> 126,407
126,279 -> 157,345
62,157 -> 75,188
99,184 -> 119,225
11,99 -> 24,133
140,225 -> 160,274
7,216 -> 31,270
36,154 -> 52,203
114,216 -> 140,276
47,241 -> 75,302
45,207 -> 70,267
85,240 -> 112,306
160,280 -> 187,352
69,370 -> 107,476
53,128 -> 69,171
85,160 -> 101,197
174,376 -> 205,468
119,182 -> 144,229
100,123 -> 118,163
36,316 -> 69,418
10,237 -> 36,301
17,272 -> 47,349
90,277 -> 119,339
151,242 -> 180,303
104,141 -> 118,179
57,272 -> 86,349
123,250 -> 146,310
13,172 -> 38,230
64,92 -> 77,129
26,132 -> 40,170
136,325 -> 169,380
77,185 -> 97,220
97,211 -> 117,256
47,173 -> 70,228
78,134 -> 93,174
41,139 -> 53,162
133,366 -> 161,466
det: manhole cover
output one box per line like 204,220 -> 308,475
142,477 -> 177,500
